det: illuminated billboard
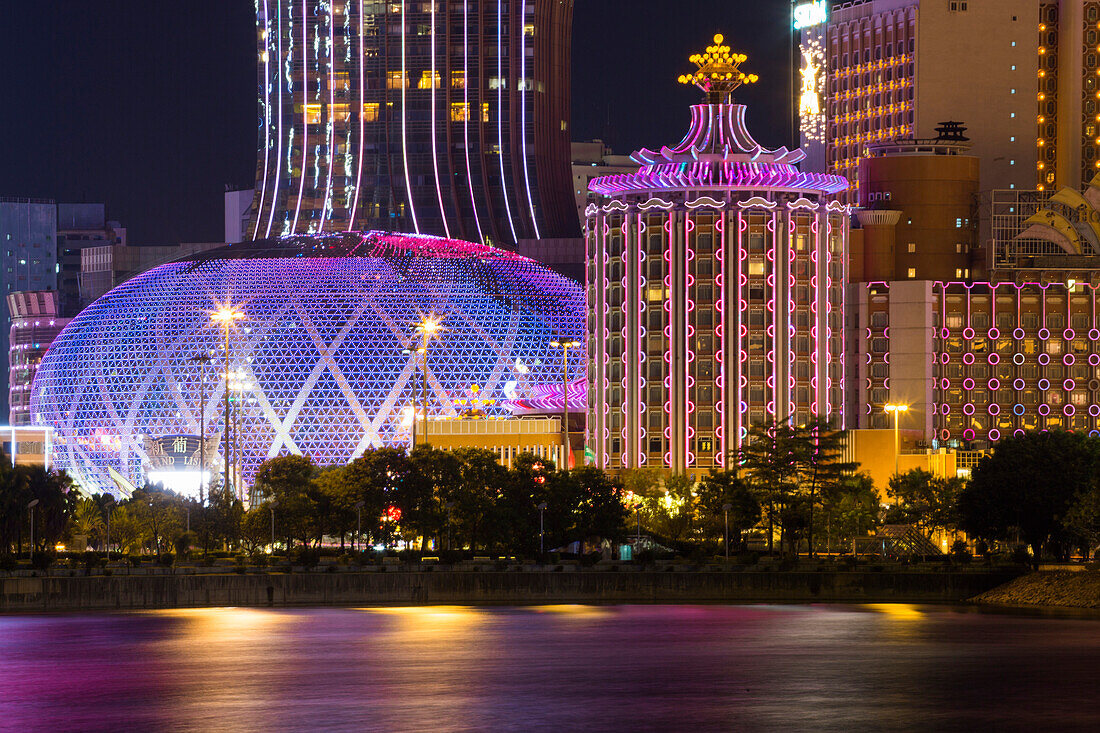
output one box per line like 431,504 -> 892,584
794,1 -> 828,30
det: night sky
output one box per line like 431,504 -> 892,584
0,1 -> 793,244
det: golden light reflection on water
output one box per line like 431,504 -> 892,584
530,604 -> 610,617
863,603 -> 924,621
148,607 -> 299,642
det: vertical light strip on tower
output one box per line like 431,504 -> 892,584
430,0 -> 450,236
519,15 -> 540,239
462,0 -> 484,243
497,0 -> 518,244
400,0 -> 419,232
291,0 -> 310,233
254,0 -> 272,241
348,0 -> 365,230
319,2 -> 336,230
265,0 -> 285,238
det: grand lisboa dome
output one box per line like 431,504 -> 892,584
31,231 -> 586,497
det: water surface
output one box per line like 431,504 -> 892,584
1,604 -> 1097,731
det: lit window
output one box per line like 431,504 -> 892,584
956,268 -> 963,278
330,103 -> 350,122
386,71 -> 407,90
907,243 -> 916,253
481,102 -> 490,123
450,102 -> 469,122
301,104 -> 322,124
907,267 -> 916,278
363,103 -> 379,122
418,71 -> 441,89
451,70 -> 465,89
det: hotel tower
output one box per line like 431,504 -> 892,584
247,0 -> 578,246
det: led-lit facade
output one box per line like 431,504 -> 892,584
247,0 -> 578,246
31,231 -> 585,497
814,0 -> 1037,208
851,280 -> 1100,448
585,40 -> 850,473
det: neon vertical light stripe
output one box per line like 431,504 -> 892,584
348,0 -> 366,230
430,0 -> 450,236
318,2 -> 336,230
291,0 -> 309,233
254,0 -> 272,240
518,17 -> 540,239
265,0 -> 285,238
497,0 -> 518,244
462,0 -> 484,243
400,0 -> 419,232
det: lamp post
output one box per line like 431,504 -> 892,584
722,502 -> 732,559
268,499 -> 278,554
537,501 -> 547,554
884,403 -> 909,477
445,501 -> 454,551
407,315 -> 443,450
27,499 -> 39,560
104,498 -> 113,559
190,352 -> 212,504
211,304 -> 246,499
548,339 -> 581,469
354,500 -> 365,553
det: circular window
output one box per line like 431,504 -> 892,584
941,403 -> 952,415
963,377 -> 975,390
988,353 -> 1000,365
1013,378 -> 1026,391
1091,404 -> 1100,417
1064,404 -> 1076,416
1038,353 -> 1050,366
988,328 -> 1000,339
1038,328 -> 1050,340
963,352 -> 975,365
1090,354 -> 1100,366
1013,403 -> 1026,416
1064,353 -> 1076,366
1091,328 -> 1100,341
1038,403 -> 1051,416
962,403 -> 975,415
988,428 -> 1001,442
940,428 -> 951,441
1064,329 -> 1075,340
1013,353 -> 1025,365
963,327 -> 975,339
988,403 -> 1001,416
1064,379 -> 1076,391
1013,327 -> 1026,340
941,327 -> 951,339
1039,378 -> 1051,390
963,428 -> 976,440
988,378 -> 1000,391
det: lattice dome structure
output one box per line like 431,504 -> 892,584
31,231 -> 586,497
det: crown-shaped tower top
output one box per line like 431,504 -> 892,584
677,34 -> 759,103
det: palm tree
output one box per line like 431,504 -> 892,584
69,499 -> 105,549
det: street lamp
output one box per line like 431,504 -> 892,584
884,403 -> 909,477
354,500 -> 365,553
537,501 -> 548,554
407,315 -> 444,450
190,352 -> 212,504
268,499 -> 278,554
548,338 -> 581,469
27,499 -> 39,560
722,502 -> 732,559
210,303 -> 246,499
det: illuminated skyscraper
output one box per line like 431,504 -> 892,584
247,0 -> 578,247
800,0 -> 1038,207
586,39 -> 849,473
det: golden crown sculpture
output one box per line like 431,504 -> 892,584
677,34 -> 759,102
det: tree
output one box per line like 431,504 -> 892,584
399,446 -> 463,550
816,472 -> 879,553
695,470 -> 761,551
733,420 -> 802,553
790,419 -> 856,557
886,469 -> 963,537
252,455 -> 319,548
641,473 -> 697,542
126,485 -> 185,555
1065,484 -> 1100,560
561,466 -> 629,544
957,431 -> 1099,564
343,448 -> 412,547
20,467 -> 79,554
450,448 -> 509,550
69,498 -> 105,549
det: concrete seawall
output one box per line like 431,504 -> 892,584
0,570 -> 1022,612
